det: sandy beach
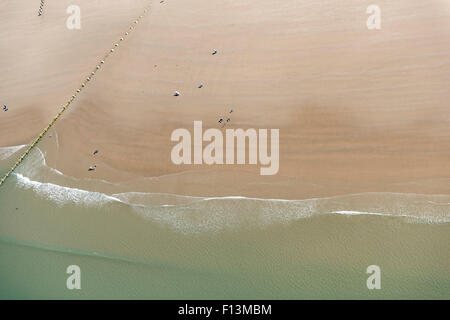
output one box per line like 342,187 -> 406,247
0,0 -> 449,299
1,0 -> 450,199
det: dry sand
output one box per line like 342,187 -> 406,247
1,0 -> 450,199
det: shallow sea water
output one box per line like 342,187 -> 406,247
0,146 -> 449,299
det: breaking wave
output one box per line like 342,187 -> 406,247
0,145 -> 27,160
10,173 -> 450,233
15,173 -> 122,208
2,144 -> 450,233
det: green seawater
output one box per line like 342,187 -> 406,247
0,153 -> 449,299
1,184 -> 449,299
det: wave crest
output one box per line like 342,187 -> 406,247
4,145 -> 449,233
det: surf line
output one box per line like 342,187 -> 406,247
0,2 -> 152,187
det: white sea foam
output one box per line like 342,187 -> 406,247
11,171 -> 450,233
124,195 -> 319,233
5,144 -> 449,233
332,210 -> 450,224
333,210 -> 390,216
33,148 -> 64,176
15,173 -> 122,207
114,191 -> 450,233
7,145 -> 65,180
0,145 -> 27,160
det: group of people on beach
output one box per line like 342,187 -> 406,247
88,30 -> 232,172
218,109 -> 233,127
88,150 -> 99,171
173,49 -> 235,128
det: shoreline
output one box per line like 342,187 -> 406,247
1,146 -> 449,233
1,0 -> 449,201
1,0 -> 449,199
1,0 -> 450,301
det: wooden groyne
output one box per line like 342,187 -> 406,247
0,3 -> 151,187
38,0 -> 45,16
